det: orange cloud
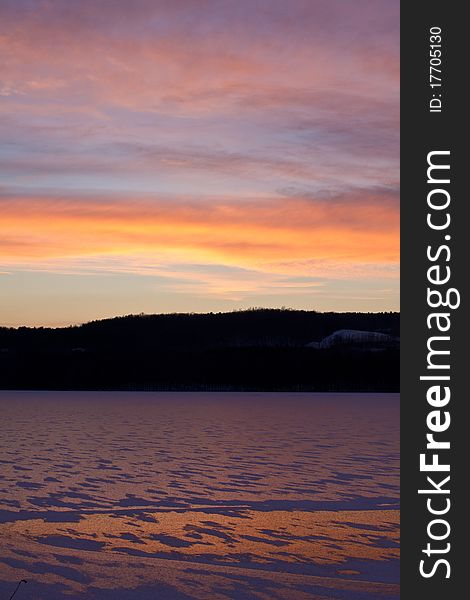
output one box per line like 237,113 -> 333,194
0,193 -> 398,273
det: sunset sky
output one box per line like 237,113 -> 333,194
0,0 -> 399,327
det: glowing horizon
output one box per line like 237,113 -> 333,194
0,0 -> 399,327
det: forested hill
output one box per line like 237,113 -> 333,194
0,309 -> 399,391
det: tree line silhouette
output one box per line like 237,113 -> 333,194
0,309 -> 399,391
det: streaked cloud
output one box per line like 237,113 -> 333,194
0,0 -> 399,325
0,191 -> 398,266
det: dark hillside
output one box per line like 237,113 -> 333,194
0,309 -> 399,391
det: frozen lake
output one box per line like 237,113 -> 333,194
0,391 -> 399,599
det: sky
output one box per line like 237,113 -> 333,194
0,0 -> 399,327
